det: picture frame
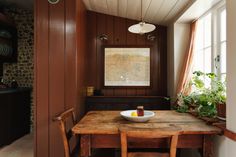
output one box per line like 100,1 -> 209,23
103,46 -> 152,87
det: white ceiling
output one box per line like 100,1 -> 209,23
82,0 -> 194,25
0,0 -> 222,23
176,0 -> 222,23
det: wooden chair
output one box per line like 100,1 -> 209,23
119,126 -> 179,157
54,108 -> 79,157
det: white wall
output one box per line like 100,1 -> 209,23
174,23 -> 190,95
225,0 -> 236,155
226,0 -> 236,132
214,0 -> 236,156
167,23 -> 190,97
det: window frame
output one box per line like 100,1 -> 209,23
193,1 -> 226,80
216,6 -> 226,80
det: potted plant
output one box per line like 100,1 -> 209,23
176,71 -> 226,119
211,74 -> 226,119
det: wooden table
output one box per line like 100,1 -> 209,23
72,111 -> 222,157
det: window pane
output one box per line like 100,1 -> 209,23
220,9 -> 226,42
204,47 -> 212,73
204,13 -> 212,47
193,50 -> 204,72
221,42 -> 226,73
221,73 -> 226,82
195,20 -> 204,50
204,75 -> 211,88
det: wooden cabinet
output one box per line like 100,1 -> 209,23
86,96 -> 170,111
0,88 -> 31,146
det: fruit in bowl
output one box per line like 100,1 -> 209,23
131,111 -> 138,117
120,107 -> 155,122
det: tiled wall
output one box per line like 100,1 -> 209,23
2,7 -> 34,131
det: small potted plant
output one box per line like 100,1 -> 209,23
211,74 -> 226,120
176,71 -> 226,119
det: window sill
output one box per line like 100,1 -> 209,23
189,112 -> 236,141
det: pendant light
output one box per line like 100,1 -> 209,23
128,0 -> 156,34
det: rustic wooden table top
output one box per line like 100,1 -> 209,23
72,110 -> 222,135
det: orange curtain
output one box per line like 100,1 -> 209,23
176,21 -> 197,95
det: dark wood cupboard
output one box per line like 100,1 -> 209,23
86,96 -> 170,111
0,88 -> 31,146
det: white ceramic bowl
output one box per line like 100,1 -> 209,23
120,110 -> 155,122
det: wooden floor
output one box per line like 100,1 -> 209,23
0,133 -> 33,157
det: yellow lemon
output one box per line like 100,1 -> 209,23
131,111 -> 137,117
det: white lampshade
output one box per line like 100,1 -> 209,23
128,22 -> 156,34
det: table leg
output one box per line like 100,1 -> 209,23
203,135 -> 214,157
80,134 -> 91,157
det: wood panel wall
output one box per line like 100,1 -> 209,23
87,11 -> 167,96
34,0 -> 87,157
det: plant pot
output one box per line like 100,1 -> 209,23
217,103 -> 226,120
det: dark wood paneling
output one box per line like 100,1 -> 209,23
86,96 -> 170,111
65,0 -> 77,111
35,0 -> 87,157
160,27 -> 168,95
114,17 -> 126,45
86,12 -> 97,87
35,0 -> 49,156
149,30 -> 158,95
76,0 -> 87,119
103,15 -> 115,96
87,11 -> 167,97
106,15 -> 114,45
96,14 -> 106,90
49,1 -> 65,157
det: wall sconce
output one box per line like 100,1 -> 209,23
98,34 -> 108,41
147,34 -> 156,41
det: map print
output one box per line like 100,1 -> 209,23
104,48 -> 150,86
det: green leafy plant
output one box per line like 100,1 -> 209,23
176,71 -> 226,118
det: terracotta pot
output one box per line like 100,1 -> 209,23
217,103 -> 226,119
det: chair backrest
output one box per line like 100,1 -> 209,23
119,126 -> 179,157
54,108 -> 77,157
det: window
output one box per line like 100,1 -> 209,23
193,3 -> 226,82
193,13 -> 212,86
193,13 -> 212,74
218,8 -> 226,80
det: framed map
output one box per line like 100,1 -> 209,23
104,47 -> 151,87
